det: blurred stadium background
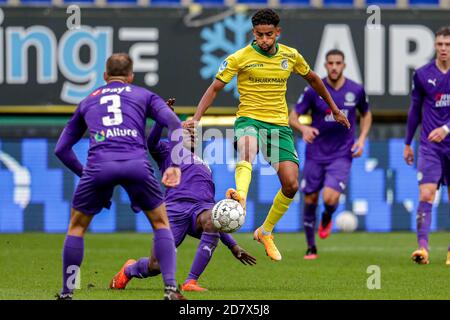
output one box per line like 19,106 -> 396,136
0,2 -> 449,235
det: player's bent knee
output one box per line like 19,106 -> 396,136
282,181 -> 298,198
198,211 -> 217,233
304,193 -> 319,205
419,185 -> 437,203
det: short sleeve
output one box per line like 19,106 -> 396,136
357,87 -> 370,114
295,87 -> 314,115
293,51 -> 311,77
215,54 -> 239,84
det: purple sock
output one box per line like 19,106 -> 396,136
303,203 -> 317,248
61,235 -> 84,295
153,228 -> 177,287
125,258 -> 151,279
321,203 -> 338,227
324,203 -> 338,215
186,232 -> 220,282
416,201 -> 432,250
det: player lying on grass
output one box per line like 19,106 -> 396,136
110,100 -> 256,292
54,54 -> 186,300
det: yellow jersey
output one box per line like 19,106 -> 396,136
215,41 -> 310,126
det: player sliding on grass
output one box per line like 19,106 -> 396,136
186,9 -> 350,261
404,26 -> 450,265
54,53 -> 186,300
289,49 -> 372,259
110,100 -> 256,292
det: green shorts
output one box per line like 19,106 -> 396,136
234,116 -> 299,166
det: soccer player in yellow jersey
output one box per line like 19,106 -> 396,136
187,9 -> 350,261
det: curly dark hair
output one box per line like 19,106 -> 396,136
251,9 -> 280,27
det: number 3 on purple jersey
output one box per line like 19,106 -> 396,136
101,94 -> 123,126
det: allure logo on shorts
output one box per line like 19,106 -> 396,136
435,93 -> 450,108
94,127 -> 138,142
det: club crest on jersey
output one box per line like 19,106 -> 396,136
280,59 -> 288,70
344,92 -> 356,107
218,60 -> 228,72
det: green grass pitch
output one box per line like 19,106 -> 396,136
0,232 -> 449,300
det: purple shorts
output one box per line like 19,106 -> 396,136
72,159 -> 164,215
166,201 -> 215,247
301,157 -> 352,194
417,145 -> 450,186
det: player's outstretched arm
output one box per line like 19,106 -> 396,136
303,71 -> 350,129
54,109 -> 86,177
230,245 -> 257,266
189,79 -> 226,124
219,233 -> 256,265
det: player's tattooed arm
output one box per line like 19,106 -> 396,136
303,71 -> 350,129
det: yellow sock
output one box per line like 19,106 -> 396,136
262,189 -> 294,233
235,160 -> 252,200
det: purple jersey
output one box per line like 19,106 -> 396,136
150,139 -> 215,205
60,81 -> 179,166
405,61 -> 450,151
295,78 -> 369,161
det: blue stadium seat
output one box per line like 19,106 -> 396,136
21,0 -> 53,4
323,0 -> 353,6
409,0 -> 439,5
193,0 -> 226,5
107,0 -> 138,4
279,0 -> 310,6
151,0 -> 182,5
366,0 -> 396,5
63,0 -> 95,3
236,0 -> 268,4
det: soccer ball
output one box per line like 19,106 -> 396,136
211,199 -> 245,233
335,211 -> 358,232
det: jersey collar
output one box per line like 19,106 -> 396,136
251,41 -> 279,58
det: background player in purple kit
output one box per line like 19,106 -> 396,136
289,49 -> 372,259
110,101 -> 256,292
404,27 -> 450,265
54,53 -> 186,300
